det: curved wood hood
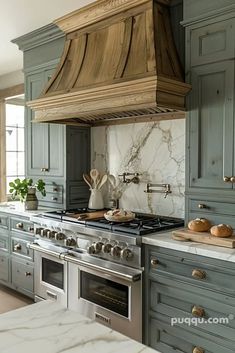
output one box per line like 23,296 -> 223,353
27,0 -> 191,126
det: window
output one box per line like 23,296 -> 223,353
5,96 -> 25,194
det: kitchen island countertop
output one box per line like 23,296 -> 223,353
142,230 -> 235,263
0,300 -> 159,353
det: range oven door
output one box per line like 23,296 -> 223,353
30,243 -> 67,307
66,254 -> 142,342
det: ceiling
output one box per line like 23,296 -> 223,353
0,0 -> 95,77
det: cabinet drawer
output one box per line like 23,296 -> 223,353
0,234 -> 9,252
0,254 -> 10,283
0,213 -> 9,230
12,259 -> 34,294
10,217 -> 34,236
150,315 -> 234,353
148,248 -> 235,295
188,199 -> 235,228
150,277 -> 235,347
11,237 -> 34,261
191,19 -> 235,66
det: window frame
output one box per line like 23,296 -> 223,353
0,84 -> 24,202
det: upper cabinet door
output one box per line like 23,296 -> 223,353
26,68 -> 64,178
26,72 -> 48,176
189,61 -> 234,189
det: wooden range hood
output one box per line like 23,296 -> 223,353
27,0 -> 191,127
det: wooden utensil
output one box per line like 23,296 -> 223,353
83,174 -> 92,188
172,229 -> 235,248
108,174 -> 116,188
97,174 -> 108,189
90,169 -> 99,188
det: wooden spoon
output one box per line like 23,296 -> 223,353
108,174 -> 116,188
97,174 -> 108,189
90,169 -> 99,188
83,174 -> 92,189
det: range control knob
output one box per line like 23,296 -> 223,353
120,248 -> 134,261
47,230 -> 57,239
88,244 -> 96,254
55,232 -> 66,241
65,237 -> 77,247
102,242 -> 112,254
111,245 -> 122,258
35,227 -> 43,235
41,228 -> 50,237
94,241 -> 104,253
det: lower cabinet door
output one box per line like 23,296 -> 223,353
150,316 -> 234,353
11,258 -> 34,298
0,253 -> 10,283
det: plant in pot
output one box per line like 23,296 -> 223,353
9,178 -> 46,210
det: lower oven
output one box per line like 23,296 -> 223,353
66,253 -> 142,342
29,243 -> 67,306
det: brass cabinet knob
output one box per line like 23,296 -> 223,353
41,167 -> 49,172
14,243 -> 22,251
151,258 -> 159,266
192,305 -> 205,317
51,197 -> 58,201
198,204 -> 207,209
28,226 -> 34,232
16,222 -> 23,229
223,176 -> 231,182
193,347 -> 204,353
230,176 -> 235,183
192,269 -> 206,280
25,272 -> 31,277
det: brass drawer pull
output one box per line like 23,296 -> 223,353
51,197 -> 58,201
16,222 -> 23,229
193,347 -> 204,353
25,272 -> 31,277
41,167 -> 49,172
198,204 -> 208,209
14,243 -> 22,251
192,269 -> 206,280
151,259 -> 159,266
192,305 -> 205,317
230,176 -> 235,183
53,187 -> 59,192
223,176 -> 231,182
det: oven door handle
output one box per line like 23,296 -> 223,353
28,243 -> 64,259
64,254 -> 141,282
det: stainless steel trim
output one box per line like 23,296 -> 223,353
28,243 -> 63,259
46,290 -> 58,300
64,254 -> 141,282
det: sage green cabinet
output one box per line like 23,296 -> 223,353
0,211 -> 34,298
26,68 -> 64,178
184,2 -> 235,224
144,245 -> 235,353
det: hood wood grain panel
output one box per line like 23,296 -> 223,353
27,0 -> 191,126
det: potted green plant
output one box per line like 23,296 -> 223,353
9,178 -> 46,210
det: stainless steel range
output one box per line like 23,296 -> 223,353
29,209 -> 184,342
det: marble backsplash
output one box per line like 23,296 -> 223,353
91,119 -> 185,218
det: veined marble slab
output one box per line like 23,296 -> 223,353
91,120 -> 185,218
142,230 -> 235,263
0,300 -> 159,353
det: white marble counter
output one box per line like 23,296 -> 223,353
0,300 -> 159,353
142,230 -> 235,263
0,202 -> 59,218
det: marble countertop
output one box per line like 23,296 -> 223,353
0,202 -> 59,218
142,230 -> 235,263
0,300 -> 159,353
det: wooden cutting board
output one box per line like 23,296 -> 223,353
70,210 -> 107,221
172,229 -> 235,248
